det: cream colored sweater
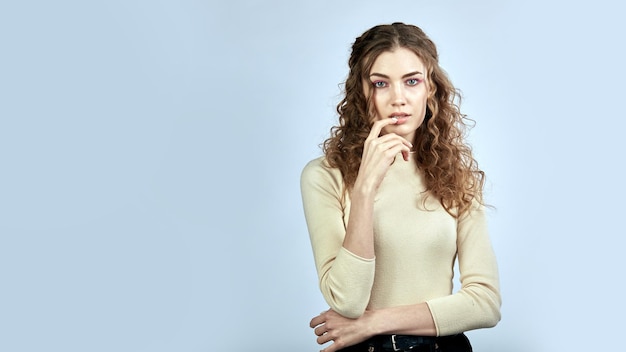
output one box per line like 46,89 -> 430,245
300,154 -> 501,336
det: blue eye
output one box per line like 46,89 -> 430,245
406,78 -> 421,86
372,81 -> 387,88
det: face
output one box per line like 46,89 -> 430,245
364,47 -> 429,143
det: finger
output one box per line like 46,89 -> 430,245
321,340 -> 341,352
314,324 -> 327,336
368,117 -> 399,139
374,133 -> 413,151
402,149 -> 410,161
379,144 -> 412,165
323,345 -> 338,352
371,138 -> 412,160
363,138 -> 410,164
317,332 -> 334,345
309,311 -> 327,328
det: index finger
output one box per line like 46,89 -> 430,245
368,117 -> 398,139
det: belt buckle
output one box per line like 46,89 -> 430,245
391,335 -> 401,352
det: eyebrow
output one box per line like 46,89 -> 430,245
369,71 -> 424,79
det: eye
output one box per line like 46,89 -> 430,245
372,81 -> 387,88
406,78 -> 421,86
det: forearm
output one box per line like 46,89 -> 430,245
310,304 -> 436,351
342,185 -> 376,259
320,184 -> 377,317
367,303 -> 437,337
301,160 -> 378,318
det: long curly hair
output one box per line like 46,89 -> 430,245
323,22 -> 485,218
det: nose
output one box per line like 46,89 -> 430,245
391,84 -> 406,106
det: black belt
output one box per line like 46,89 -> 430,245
340,334 -> 437,352
381,335 -> 437,351
340,333 -> 472,352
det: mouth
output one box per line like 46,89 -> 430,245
390,113 -> 410,124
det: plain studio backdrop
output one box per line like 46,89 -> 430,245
1,1 -> 624,351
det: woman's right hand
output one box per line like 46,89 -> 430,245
343,118 -> 412,259
354,117 -> 413,194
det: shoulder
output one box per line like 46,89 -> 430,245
301,156 -> 338,179
459,198 -> 487,219
300,156 -> 344,195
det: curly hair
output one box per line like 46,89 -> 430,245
322,22 -> 485,218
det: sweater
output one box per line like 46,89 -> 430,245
300,154 -> 501,336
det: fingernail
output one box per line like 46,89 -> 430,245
391,117 -> 398,122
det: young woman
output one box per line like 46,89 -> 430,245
300,23 -> 501,352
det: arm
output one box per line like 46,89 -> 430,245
426,202 -> 501,335
301,159 -> 376,318
301,118 -> 412,318
310,305 -> 436,352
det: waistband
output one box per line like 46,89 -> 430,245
339,333 -> 469,352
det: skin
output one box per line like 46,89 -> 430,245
367,47 -> 429,145
309,47 -> 436,352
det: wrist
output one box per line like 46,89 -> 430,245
363,309 -> 384,337
352,180 -> 377,201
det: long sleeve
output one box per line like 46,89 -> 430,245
425,202 -> 501,336
300,157 -> 375,318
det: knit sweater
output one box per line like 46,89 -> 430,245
300,154 -> 501,336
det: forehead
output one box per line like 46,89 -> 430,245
370,47 -> 425,74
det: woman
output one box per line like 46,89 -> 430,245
300,23 -> 501,352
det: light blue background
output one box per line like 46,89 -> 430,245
1,1 -> 624,351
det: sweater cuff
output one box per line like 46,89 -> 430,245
322,247 -> 375,318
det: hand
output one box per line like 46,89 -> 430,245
356,118 -> 413,193
309,309 -> 374,352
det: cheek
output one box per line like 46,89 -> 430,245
420,95 -> 429,108
413,91 -> 429,111
370,95 -> 385,118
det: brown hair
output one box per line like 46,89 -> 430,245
323,22 -> 485,217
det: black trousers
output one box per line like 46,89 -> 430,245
338,333 -> 472,352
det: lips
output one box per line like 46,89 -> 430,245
390,113 -> 410,124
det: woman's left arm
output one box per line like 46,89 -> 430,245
310,303 -> 436,352
426,202 -> 501,336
